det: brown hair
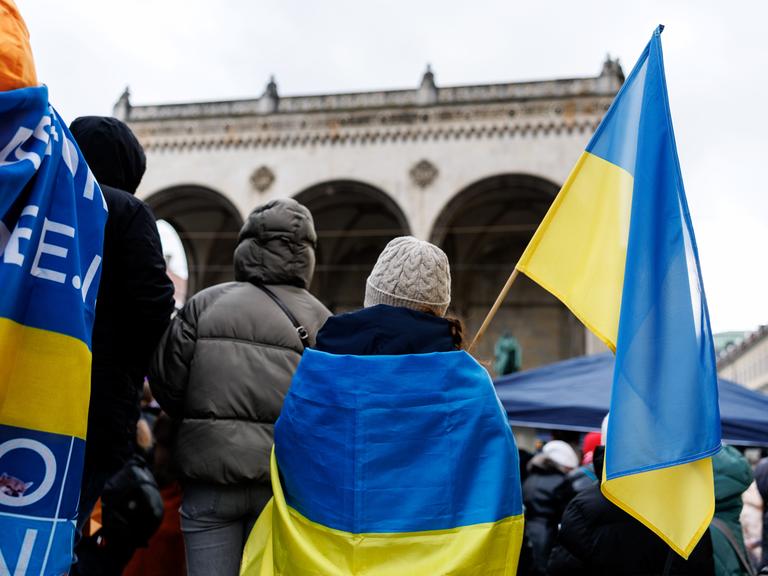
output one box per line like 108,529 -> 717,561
445,316 -> 465,350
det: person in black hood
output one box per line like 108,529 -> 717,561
547,445 -> 716,575
69,116 -> 175,570
72,116 -> 147,194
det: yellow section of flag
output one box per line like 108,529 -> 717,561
0,317 -> 92,439
601,457 -> 714,558
241,450 -> 525,576
517,151 -> 633,351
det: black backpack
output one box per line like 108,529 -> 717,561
101,454 -> 164,547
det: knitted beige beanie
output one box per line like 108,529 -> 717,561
364,236 -> 451,317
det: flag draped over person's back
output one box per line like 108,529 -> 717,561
516,26 -> 720,558
241,349 -> 524,575
0,2 -> 108,573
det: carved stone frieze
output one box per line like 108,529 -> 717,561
126,63 -> 621,154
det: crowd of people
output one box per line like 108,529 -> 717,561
517,431 -> 768,576
60,114 -> 768,576
1,0 -> 765,574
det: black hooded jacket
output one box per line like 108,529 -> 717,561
70,116 -> 175,472
315,305 -> 456,356
547,447 -> 715,576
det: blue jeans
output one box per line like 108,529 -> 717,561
180,482 -> 272,576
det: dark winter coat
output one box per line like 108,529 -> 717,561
315,304 -> 456,355
711,445 -> 754,576
554,463 -> 599,510
522,454 -> 571,575
547,447 -> 715,575
70,116 -> 175,472
149,199 -> 330,485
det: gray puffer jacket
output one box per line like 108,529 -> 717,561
149,199 -> 330,485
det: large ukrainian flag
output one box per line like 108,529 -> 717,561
0,5 -> 108,569
241,349 -> 524,575
517,26 -> 720,557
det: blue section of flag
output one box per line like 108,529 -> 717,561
0,86 -> 106,347
0,425 -> 84,520
0,516 -> 75,576
275,349 -> 522,534
0,86 -> 107,574
605,27 -> 721,479
587,45 -> 649,176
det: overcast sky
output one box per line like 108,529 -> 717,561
21,0 -> 768,333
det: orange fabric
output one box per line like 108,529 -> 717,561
85,498 -> 103,537
0,0 -> 37,91
123,483 -> 187,576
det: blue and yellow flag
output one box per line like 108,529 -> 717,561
241,349 -> 524,575
516,26 -> 720,557
0,85 -> 107,572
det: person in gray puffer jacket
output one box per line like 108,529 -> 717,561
149,198 -> 330,576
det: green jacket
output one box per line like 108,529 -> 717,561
711,445 -> 754,576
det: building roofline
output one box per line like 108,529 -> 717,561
126,74 -> 604,110
115,59 -> 625,122
718,325 -> 768,368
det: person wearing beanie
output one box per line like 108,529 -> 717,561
550,432 -> 604,549
241,237 -> 526,575
315,236 -> 460,354
149,199 -> 330,576
363,236 -> 451,316
522,440 -> 580,575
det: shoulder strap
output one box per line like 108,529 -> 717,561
711,517 -> 757,576
579,465 -> 598,483
252,283 -> 311,351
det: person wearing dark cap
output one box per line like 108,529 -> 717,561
69,116 -> 175,570
149,198 -> 330,576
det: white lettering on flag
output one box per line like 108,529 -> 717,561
0,529 -> 37,576
2,206 -> 39,266
30,218 -> 75,284
0,127 -> 40,170
78,254 -> 102,301
61,136 -> 78,177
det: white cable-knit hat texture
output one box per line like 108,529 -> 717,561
364,236 -> 451,317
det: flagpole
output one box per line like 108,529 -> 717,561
468,267 -> 520,353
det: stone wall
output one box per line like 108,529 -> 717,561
123,62 -> 624,369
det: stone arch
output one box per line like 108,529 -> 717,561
144,184 -> 244,296
430,173 -> 585,369
294,180 -> 410,312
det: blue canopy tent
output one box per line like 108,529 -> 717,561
494,353 -> 768,446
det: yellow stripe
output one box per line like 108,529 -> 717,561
517,151 -> 633,351
517,151 -> 715,556
241,449 -> 524,575
0,317 -> 91,439
601,458 -> 714,559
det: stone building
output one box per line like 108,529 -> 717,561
718,325 -> 768,391
118,59 -> 624,368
